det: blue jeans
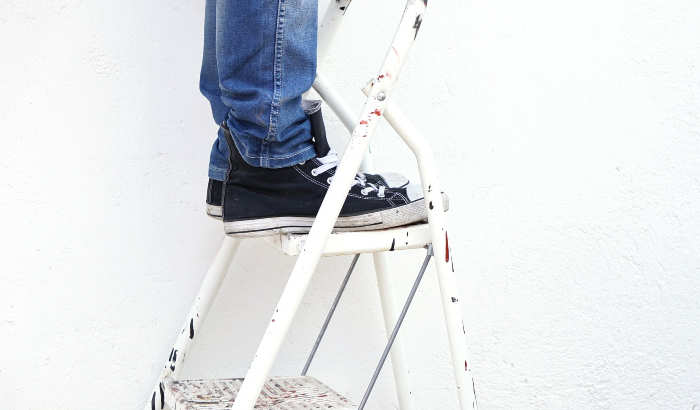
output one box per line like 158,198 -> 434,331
201,0 -> 319,180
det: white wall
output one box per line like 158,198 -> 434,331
2,0 -> 700,409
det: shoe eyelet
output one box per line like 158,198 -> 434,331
361,190 -> 369,196
327,177 -> 333,184
311,169 -> 318,176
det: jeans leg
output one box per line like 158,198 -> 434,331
214,0 -> 319,169
201,0 -> 230,180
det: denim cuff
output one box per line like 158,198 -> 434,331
237,140 -> 317,169
208,166 -> 228,182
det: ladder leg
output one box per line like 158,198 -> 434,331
429,222 -> 478,409
144,236 -> 242,410
363,84 -> 478,410
430,223 -> 478,410
372,252 -> 416,410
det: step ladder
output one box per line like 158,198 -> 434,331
145,1 -> 477,409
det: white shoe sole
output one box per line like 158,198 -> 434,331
206,204 -> 222,220
222,193 -> 449,238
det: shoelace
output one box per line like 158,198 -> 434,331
309,149 -> 386,197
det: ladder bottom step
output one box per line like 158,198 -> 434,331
164,376 -> 357,409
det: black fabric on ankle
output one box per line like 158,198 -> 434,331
308,107 -> 331,158
207,179 -> 223,205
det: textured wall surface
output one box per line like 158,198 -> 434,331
2,1 -> 700,409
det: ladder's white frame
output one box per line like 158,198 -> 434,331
144,1 -> 477,409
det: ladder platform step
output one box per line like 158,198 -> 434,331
163,376 -> 356,410
260,222 -> 432,257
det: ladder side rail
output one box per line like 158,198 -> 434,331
313,72 -> 360,133
360,88 -> 478,409
230,2 -> 428,409
317,0 -> 354,71
313,1 -> 375,173
313,72 -> 374,172
302,0 -> 350,102
144,236 -> 242,410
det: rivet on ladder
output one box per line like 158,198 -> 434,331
377,92 -> 386,101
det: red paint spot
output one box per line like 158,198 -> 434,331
465,360 -> 468,370
360,120 -> 367,124
363,135 -> 367,138
373,109 -> 381,116
378,75 -> 385,79
445,232 -> 450,262
272,319 -> 275,322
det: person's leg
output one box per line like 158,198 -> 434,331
202,0 -> 318,218
200,0 -> 230,182
215,0 -> 318,169
202,0 -> 318,179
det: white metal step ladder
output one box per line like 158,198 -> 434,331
145,1 -> 477,409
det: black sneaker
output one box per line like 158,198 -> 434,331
205,101 -> 410,220
207,173 -> 408,220
221,123 -> 448,238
